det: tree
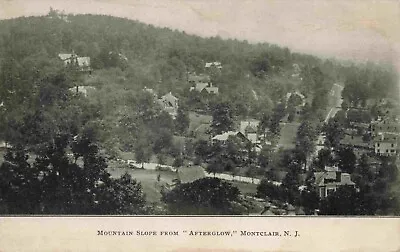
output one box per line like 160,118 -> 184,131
211,102 -> 234,134
268,102 -> 286,136
134,137 -> 153,168
323,118 -> 345,149
295,120 -> 317,169
336,146 -> 356,174
319,186 -> 360,215
314,148 -> 333,169
256,179 -> 282,200
258,145 -> 273,168
162,177 -> 243,215
206,156 -> 224,176
95,173 -> 148,214
0,134 -> 149,214
245,164 -> 258,183
300,188 -> 320,215
175,103 -> 190,135
194,140 -> 211,162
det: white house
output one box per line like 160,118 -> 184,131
313,166 -> 356,198
158,92 -> 179,119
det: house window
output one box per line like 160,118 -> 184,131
386,149 -> 389,153
377,143 -> 380,147
391,143 -> 394,147
327,189 -> 335,196
391,149 -> 395,153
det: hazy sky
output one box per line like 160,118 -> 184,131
0,0 -> 399,65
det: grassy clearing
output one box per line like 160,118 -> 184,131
277,122 -> 300,150
230,181 -> 259,196
107,168 -> 178,203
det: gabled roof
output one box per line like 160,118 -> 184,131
205,61 -> 222,69
314,170 -> 355,187
162,92 -> 178,101
58,53 -> 73,61
239,120 -> 260,134
194,82 -> 209,91
212,131 -> 239,141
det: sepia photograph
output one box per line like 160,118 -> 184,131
0,0 -> 399,217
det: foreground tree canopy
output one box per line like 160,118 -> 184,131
162,177 -> 244,215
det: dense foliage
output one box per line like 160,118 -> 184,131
0,10 -> 398,215
162,177 -> 243,215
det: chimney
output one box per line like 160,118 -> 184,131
336,171 -> 342,182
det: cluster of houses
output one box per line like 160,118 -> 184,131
211,119 -> 271,153
188,62 -> 222,95
188,73 -> 219,95
311,103 -> 400,199
370,116 -> 399,156
339,113 -> 400,158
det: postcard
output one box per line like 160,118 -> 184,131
0,0 -> 399,251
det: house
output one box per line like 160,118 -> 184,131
158,92 -> 179,119
188,73 -> 219,95
212,120 -> 270,153
340,134 -> 373,158
205,61 -> 222,69
58,53 -> 91,72
291,63 -> 302,79
370,117 -> 400,156
238,119 -> 271,149
109,51 -> 128,62
190,82 -> 219,95
68,86 -> 96,97
211,131 -> 247,145
373,133 -> 398,156
0,141 -> 11,150
143,87 -> 158,99
239,120 -> 260,135
313,166 -> 356,198
370,118 -> 400,135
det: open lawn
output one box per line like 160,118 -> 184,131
107,168 -> 178,203
188,112 -> 212,140
188,112 -> 212,131
277,122 -> 300,150
230,181 -> 259,196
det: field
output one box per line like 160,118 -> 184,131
230,181 -> 258,196
188,112 -> 212,140
107,167 -> 178,203
276,122 -> 300,150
